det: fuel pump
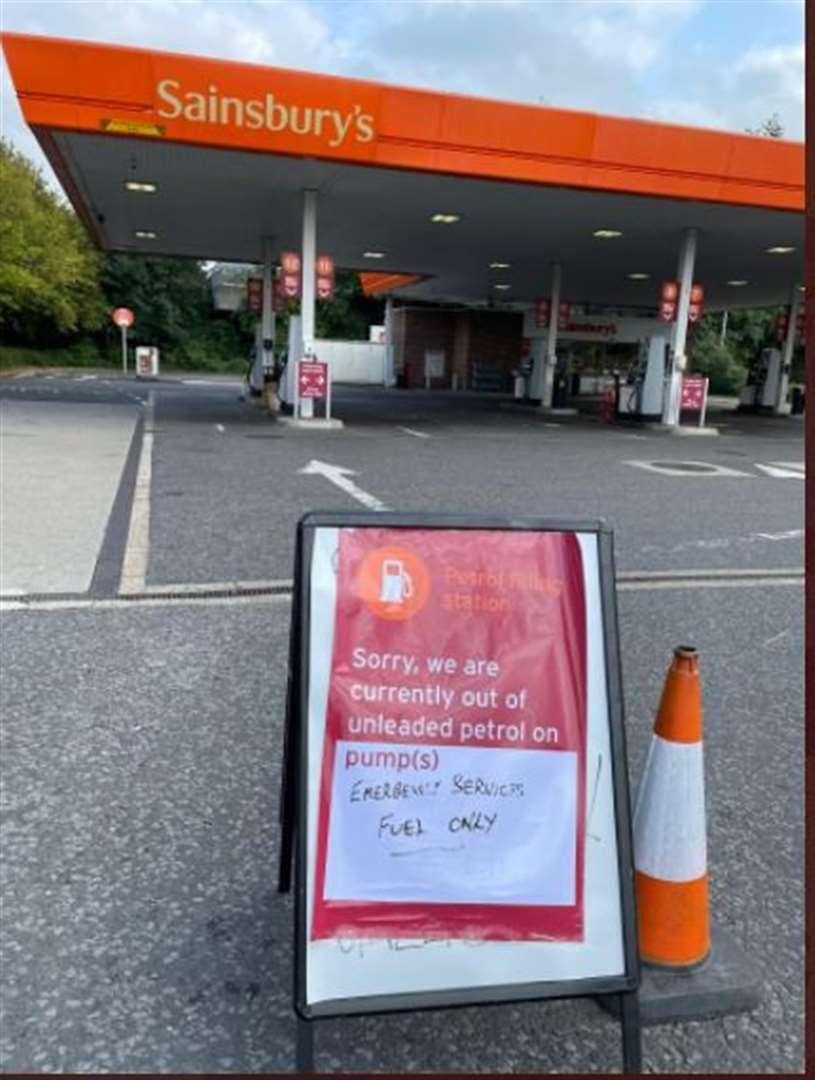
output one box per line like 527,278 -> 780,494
616,337 -> 668,421
738,348 -> 783,410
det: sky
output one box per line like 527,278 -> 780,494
0,0 -> 805,186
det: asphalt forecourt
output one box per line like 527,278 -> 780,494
0,376 -> 803,1073
0,588 -> 802,1073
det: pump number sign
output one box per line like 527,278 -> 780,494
285,512 -> 638,1020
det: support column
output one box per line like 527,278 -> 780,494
299,189 -> 318,419
542,263 -> 561,409
251,236 -> 275,396
663,228 -> 697,427
384,296 -> 395,387
775,283 -> 802,414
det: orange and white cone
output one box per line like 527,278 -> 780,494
633,645 -> 711,968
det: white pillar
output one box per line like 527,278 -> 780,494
299,190 -> 317,419
384,296 -> 395,387
775,284 -> 801,414
663,228 -> 697,427
542,263 -> 561,409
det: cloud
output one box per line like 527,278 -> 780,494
644,42 -> 804,138
0,0 -> 804,194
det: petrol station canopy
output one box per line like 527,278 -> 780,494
2,33 -> 805,312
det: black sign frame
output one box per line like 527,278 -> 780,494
279,510 -> 641,1073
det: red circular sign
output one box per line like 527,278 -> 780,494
112,307 -> 135,328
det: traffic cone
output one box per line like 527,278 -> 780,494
633,646 -> 711,968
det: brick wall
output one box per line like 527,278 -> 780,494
391,306 -> 523,389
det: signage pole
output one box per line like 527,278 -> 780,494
326,359 -> 332,421
121,325 -> 127,375
700,377 -> 709,429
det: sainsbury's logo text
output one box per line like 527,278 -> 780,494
156,79 -> 375,147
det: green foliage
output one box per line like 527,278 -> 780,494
99,254 -> 252,370
688,337 -> 747,395
0,140 -> 106,343
315,270 -> 384,340
0,340 -> 103,370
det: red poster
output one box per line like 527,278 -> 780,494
246,277 -> 263,313
535,299 -> 550,328
776,310 -> 790,344
281,251 -> 301,275
298,360 -> 328,398
557,301 -> 571,330
311,528 -> 587,943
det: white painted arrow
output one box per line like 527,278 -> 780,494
299,459 -> 388,511
755,462 -> 805,480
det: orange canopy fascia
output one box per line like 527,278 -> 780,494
359,272 -> 424,297
1,31 -> 804,212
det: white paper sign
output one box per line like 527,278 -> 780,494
324,742 -> 578,905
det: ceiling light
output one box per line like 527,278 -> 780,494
627,272 -> 649,280
363,251 -> 385,259
593,229 -> 623,239
125,180 -> 157,193
765,246 -> 795,254
494,283 -> 511,290
727,279 -> 749,286
798,285 -> 805,292
134,230 -> 157,240
431,213 -> 461,224
489,261 -> 511,269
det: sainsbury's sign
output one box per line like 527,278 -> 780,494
156,79 -> 375,148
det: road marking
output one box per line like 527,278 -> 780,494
299,459 -> 388,511
617,576 -> 801,591
751,529 -> 803,541
763,629 -> 790,647
216,424 -> 225,433
119,392 -> 155,594
755,462 -> 805,480
1,593 -> 291,613
399,426 -> 430,438
617,567 -> 803,580
624,460 -> 750,478
2,567 -> 803,613
75,374 -> 98,382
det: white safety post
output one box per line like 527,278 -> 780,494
543,263 -> 561,409
700,378 -> 709,428
259,236 -> 275,393
663,228 -> 697,427
326,358 -> 332,421
121,325 -> 128,375
300,189 -> 317,421
775,283 -> 801,415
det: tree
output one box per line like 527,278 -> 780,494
746,113 -> 784,137
315,270 -> 384,340
99,253 -> 253,369
0,140 -> 106,343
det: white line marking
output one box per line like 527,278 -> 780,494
0,593 -> 291,614
617,567 -> 803,580
399,426 -> 430,439
75,374 -> 97,382
751,529 -> 803,542
138,578 -> 293,595
299,459 -> 388,511
755,462 -> 805,480
624,459 -> 750,478
617,577 -> 801,591
763,629 -> 790,647
119,392 -> 155,594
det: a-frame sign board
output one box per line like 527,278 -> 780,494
279,511 -> 641,1073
